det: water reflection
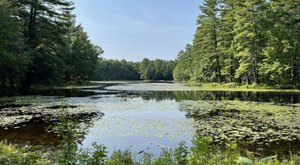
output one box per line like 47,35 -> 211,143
0,82 -> 299,157
0,121 -> 59,146
0,113 -> 98,147
138,91 -> 300,103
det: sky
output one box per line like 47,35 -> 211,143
73,0 -> 202,62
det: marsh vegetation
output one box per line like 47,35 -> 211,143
0,82 -> 299,164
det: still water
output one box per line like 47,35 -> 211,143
0,82 -> 299,156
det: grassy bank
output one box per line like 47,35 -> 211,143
187,82 -> 300,93
1,137 -> 300,165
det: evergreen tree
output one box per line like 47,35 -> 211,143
232,0 -> 267,84
140,58 -> 150,80
0,0 -> 27,90
260,0 -> 300,85
219,0 -> 238,83
70,26 -> 103,82
173,44 -> 193,81
193,0 -> 222,83
14,0 -> 74,89
174,0 -> 298,87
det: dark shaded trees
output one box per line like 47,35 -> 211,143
68,26 -> 103,83
93,58 -> 140,81
14,0 -> 75,89
93,58 -> 176,81
0,0 -> 27,89
141,59 -> 176,81
0,0 -> 102,94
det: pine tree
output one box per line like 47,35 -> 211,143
70,25 -> 103,82
219,0 -> 238,83
193,0 -> 222,83
232,0 -> 267,84
261,0 -> 300,85
173,44 -> 193,81
14,0 -> 74,89
139,58 -> 150,80
0,0 -> 27,89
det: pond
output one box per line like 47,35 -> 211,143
0,82 -> 299,157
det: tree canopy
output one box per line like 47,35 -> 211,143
174,0 -> 300,87
93,58 -> 176,81
0,0 -> 103,93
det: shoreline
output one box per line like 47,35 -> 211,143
186,82 -> 300,93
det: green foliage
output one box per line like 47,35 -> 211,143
53,105 -> 109,165
67,26 -> 102,83
194,0 -> 222,83
1,134 -> 300,164
174,0 -> 300,87
54,107 -> 81,165
173,45 -> 193,81
94,58 -> 140,81
106,150 -> 134,165
173,142 -> 189,165
0,142 -> 52,165
0,0 -> 28,91
139,58 -> 176,81
0,0 -> 103,93
93,58 -> 176,81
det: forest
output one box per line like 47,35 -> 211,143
174,0 -> 300,87
1,0 -> 299,92
0,0 -> 102,92
93,58 -> 176,81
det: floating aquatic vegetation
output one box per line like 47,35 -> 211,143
179,100 -> 300,154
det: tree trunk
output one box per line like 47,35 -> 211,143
9,77 -> 14,88
213,26 -> 222,83
216,53 -> 222,83
230,57 -> 235,82
292,41 -> 298,84
21,3 -> 37,91
252,57 -> 259,84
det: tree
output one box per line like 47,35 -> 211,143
174,0 -> 299,87
173,44 -> 193,81
0,0 -> 27,90
260,0 -> 300,85
232,0 -> 267,84
14,0 -> 74,89
219,0 -> 238,83
70,26 -> 103,82
139,58 -> 150,80
0,0 -> 104,94
192,0 -> 222,83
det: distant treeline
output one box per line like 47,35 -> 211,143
93,58 -> 176,81
0,0 -> 102,92
174,0 -> 300,87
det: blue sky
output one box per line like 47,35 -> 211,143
73,0 -> 202,61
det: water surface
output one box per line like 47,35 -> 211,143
0,82 -> 299,156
